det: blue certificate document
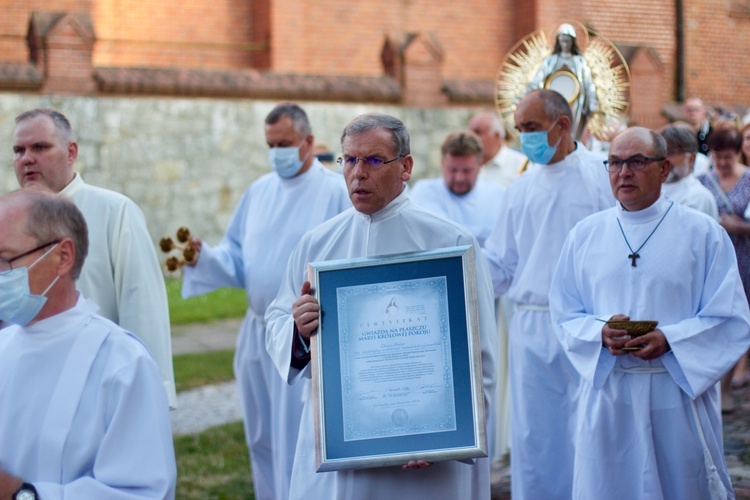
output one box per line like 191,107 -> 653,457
311,246 -> 486,471
336,276 -> 456,441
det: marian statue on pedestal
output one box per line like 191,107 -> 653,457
496,21 -> 630,141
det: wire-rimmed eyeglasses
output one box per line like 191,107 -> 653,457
603,155 -> 665,173
336,155 -> 403,170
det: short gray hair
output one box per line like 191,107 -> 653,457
9,189 -> 89,280
15,108 -> 75,146
649,130 -> 668,158
341,113 -> 410,157
265,102 -> 312,137
659,123 -> 698,155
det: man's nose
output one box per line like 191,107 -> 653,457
19,150 -> 34,163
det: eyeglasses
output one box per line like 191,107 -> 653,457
0,240 -> 60,275
336,155 -> 403,170
603,155 -> 665,173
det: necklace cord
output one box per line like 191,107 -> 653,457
617,202 -> 675,266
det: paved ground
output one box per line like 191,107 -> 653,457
170,318 -> 243,435
170,317 -> 242,356
171,320 -> 750,497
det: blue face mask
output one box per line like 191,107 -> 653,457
519,118 -> 562,165
0,244 -> 60,326
269,142 -> 308,178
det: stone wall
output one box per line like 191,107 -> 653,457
0,93 -> 483,255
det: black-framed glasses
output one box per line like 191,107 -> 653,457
0,240 -> 60,275
336,155 -> 403,170
603,155 -> 665,173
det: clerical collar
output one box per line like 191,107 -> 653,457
616,194 -> 671,223
356,185 -> 409,223
615,196 -> 674,267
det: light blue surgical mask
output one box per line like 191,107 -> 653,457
269,141 -> 308,178
0,244 -> 60,326
519,118 -> 562,165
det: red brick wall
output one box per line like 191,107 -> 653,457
1,0 -> 749,114
42,19 -> 96,94
683,1 -> 750,104
0,0 -> 92,63
92,0 -> 255,69
629,49 -> 667,129
577,0 -> 676,116
270,0 -> 515,80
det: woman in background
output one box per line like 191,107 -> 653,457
698,126 -> 750,411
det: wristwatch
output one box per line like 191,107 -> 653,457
12,483 -> 38,500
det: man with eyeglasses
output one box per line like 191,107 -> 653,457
483,88 -> 614,499
0,189 -> 176,500
12,108 -> 176,409
265,113 -> 497,498
182,102 -> 350,500
549,126 -> 750,498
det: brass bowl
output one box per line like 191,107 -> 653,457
606,320 -> 658,338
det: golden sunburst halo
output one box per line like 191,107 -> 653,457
495,21 -> 630,141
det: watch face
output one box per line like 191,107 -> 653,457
16,490 -> 36,500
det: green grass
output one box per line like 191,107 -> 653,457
167,278 -> 248,326
168,279 -> 252,497
173,349 -> 237,392
175,421 -> 254,499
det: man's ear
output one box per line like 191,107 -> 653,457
56,238 -> 76,277
400,155 -> 414,182
67,141 -> 79,167
558,115 -> 572,135
660,158 -> 671,183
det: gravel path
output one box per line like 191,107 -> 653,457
171,380 -> 242,436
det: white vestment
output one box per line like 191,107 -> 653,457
478,145 -> 528,188
483,143 -> 614,499
409,177 -> 505,247
265,190 -> 498,500
182,160 -> 349,500
60,173 -> 176,407
0,297 -> 176,499
410,177 -> 508,462
549,196 -> 750,499
663,173 -> 719,220
477,145 -> 529,462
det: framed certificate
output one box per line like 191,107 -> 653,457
308,245 -> 487,472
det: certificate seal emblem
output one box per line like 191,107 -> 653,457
391,409 -> 409,427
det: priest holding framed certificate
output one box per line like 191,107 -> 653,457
265,113 -> 498,499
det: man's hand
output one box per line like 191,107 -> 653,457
402,460 -> 432,470
602,313 -> 631,356
628,329 -> 670,360
185,236 -> 202,267
0,470 -> 23,500
293,281 -> 320,343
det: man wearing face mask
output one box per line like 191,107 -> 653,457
0,189 -> 176,499
12,108 -> 176,408
659,123 -> 719,219
483,89 -> 614,499
182,102 -> 350,500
